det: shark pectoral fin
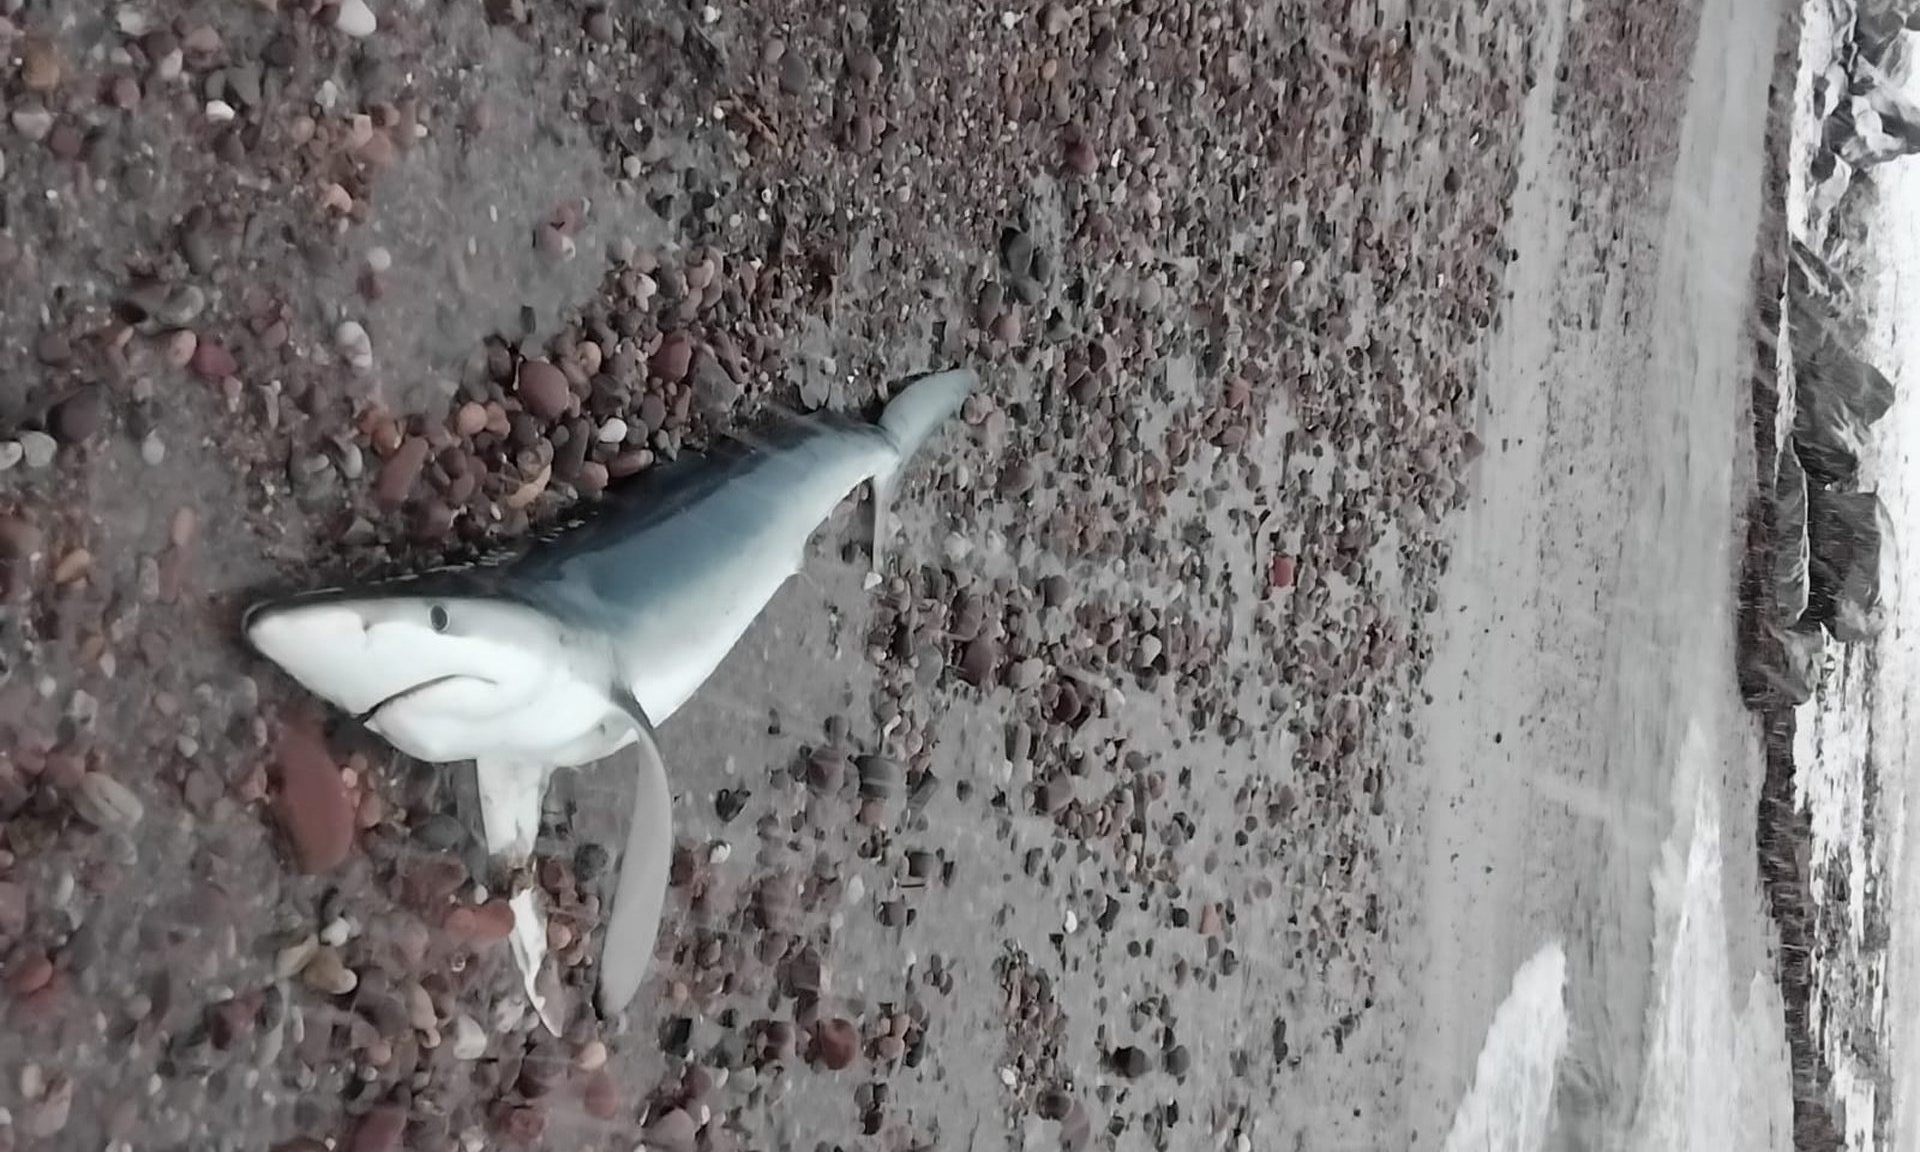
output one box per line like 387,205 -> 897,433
473,754 -> 556,864
595,692 -> 674,1018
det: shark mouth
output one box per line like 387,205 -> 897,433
355,674 -> 496,723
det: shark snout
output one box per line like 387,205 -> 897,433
244,602 -> 410,716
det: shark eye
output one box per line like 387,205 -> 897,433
429,605 -> 450,632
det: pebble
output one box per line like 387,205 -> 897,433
855,754 -> 904,800
274,935 -> 320,980
451,1014 -> 486,1059
12,106 -> 53,142
26,1074 -> 72,1138
812,1017 -> 859,1070
72,772 -> 144,830
20,431 -> 57,469
582,1068 -> 619,1120
1164,1044 -> 1191,1076
273,724 -> 355,873
651,333 -> 693,382
454,402 -> 489,437
376,437 -> 430,507
517,360 -> 571,420
0,441 -> 22,471
189,340 -> 237,381
334,0 -> 378,38
1111,1045 -> 1151,1078
336,321 -> 374,372
21,37 -> 62,93
575,1038 -> 608,1071
53,390 -> 102,444
350,1105 -> 405,1152
641,1107 -> 697,1152
300,946 -> 358,996
469,899 -> 515,942
165,329 -> 199,369
141,432 -> 167,466
404,982 -> 436,1032
6,951 -> 53,997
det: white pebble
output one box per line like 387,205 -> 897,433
452,1014 -> 487,1059
140,433 -> 166,466
365,246 -> 392,273
597,417 -> 629,444
19,431 -> 57,469
708,841 -> 731,864
335,320 -> 374,372
205,99 -> 236,123
1064,908 -> 1079,934
0,441 -> 22,471
319,917 -> 351,947
73,772 -> 144,830
333,0 -> 377,37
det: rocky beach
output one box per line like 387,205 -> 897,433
0,1 -> 1807,1151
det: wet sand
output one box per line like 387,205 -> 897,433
0,0 -> 1794,1150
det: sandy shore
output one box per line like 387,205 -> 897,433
0,0 -> 1794,1150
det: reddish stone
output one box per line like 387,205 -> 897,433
470,899 -> 515,943
16,969 -> 66,1022
500,1106 -> 546,1145
375,436 -> 430,507
582,1068 -> 619,1120
1268,555 -> 1296,589
349,1105 -> 405,1152
189,340 -> 238,381
399,856 -> 467,906
272,723 -> 354,873
649,333 -> 693,383
811,1017 -> 858,1071
5,949 -> 52,997
516,360 -> 571,420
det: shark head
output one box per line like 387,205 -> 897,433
243,583 -> 618,764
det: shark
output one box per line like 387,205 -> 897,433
243,366 -> 976,1028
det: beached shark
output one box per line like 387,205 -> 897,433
243,367 -> 976,1028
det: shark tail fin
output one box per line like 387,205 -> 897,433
869,367 -> 977,573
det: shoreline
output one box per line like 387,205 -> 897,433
1735,0 -> 1869,1148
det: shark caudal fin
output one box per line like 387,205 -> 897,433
869,367 -> 977,573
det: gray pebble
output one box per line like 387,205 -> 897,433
0,441 -> 22,471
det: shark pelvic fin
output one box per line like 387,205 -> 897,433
595,690 -> 674,1019
473,755 -> 557,863
473,754 -> 562,1032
